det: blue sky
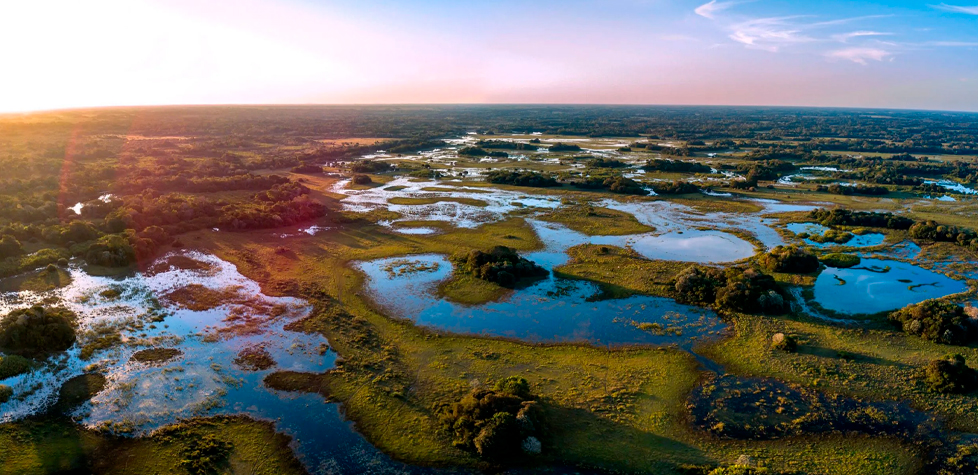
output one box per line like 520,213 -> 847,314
1,0 -> 976,112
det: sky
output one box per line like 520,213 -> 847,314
1,0 -> 977,112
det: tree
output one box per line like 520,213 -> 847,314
0,306 -> 76,357
889,300 -> 976,345
926,354 -> 978,394
0,235 -> 23,259
759,245 -> 819,274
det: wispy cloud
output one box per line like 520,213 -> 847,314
831,31 -> 891,43
825,47 -> 892,64
693,4 -> 891,53
695,1 -> 737,19
931,4 -> 978,15
691,2 -> 974,65
810,15 -> 893,27
727,16 -> 814,52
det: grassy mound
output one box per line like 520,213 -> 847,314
820,253 -> 860,268
131,348 -> 183,364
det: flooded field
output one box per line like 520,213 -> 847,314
785,222 -> 887,248
358,252 -> 724,349
812,258 -> 969,315
0,253 -> 433,474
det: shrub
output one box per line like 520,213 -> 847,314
290,163 -> 322,174
473,412 -> 520,459
84,233 -> 137,267
910,220 -> 977,245
925,354 -> 978,394
0,354 -> 33,379
0,306 -> 76,357
456,246 -> 548,288
715,269 -> 787,314
408,168 -> 443,179
675,266 -> 725,305
0,385 -> 12,404
643,159 -> 712,173
352,174 -> 372,185
180,433 -> 233,475
821,253 -> 860,268
807,229 -> 853,244
771,333 -> 797,352
889,300 -> 976,345
676,266 -> 787,314
0,235 -> 23,259
485,170 -> 559,187
817,184 -> 889,195
458,146 -> 490,156
808,208 -> 913,230
759,245 -> 819,274
548,143 -> 582,152
348,160 -> 392,173
440,378 -> 545,461
587,158 -> 628,168
651,180 -> 700,195
494,376 -> 531,399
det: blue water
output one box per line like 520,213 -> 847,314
358,251 -> 725,348
0,252 -> 445,475
786,222 -> 886,248
812,258 -> 969,315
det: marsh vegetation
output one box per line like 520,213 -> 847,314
1,105 -> 977,475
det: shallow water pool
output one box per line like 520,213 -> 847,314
786,222 -> 886,248
0,252 -> 439,474
812,258 -> 969,315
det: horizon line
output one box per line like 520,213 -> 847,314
3,102 -> 978,116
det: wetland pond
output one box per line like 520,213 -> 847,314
335,176 -> 806,251
812,258 -> 969,315
0,252 -> 438,475
357,220 -> 731,349
785,222 -> 886,248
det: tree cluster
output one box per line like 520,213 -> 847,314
586,158 -> 628,168
439,376 -> 546,460
347,160 -> 392,173
759,245 -> 819,274
485,170 -> 560,187
816,184 -> 889,196
675,266 -> 788,314
808,208 -> 914,230
0,306 -> 76,357
642,159 -> 711,173
576,175 -> 648,195
889,300 -> 976,345
651,180 -> 700,195
547,143 -> 582,152
456,246 -> 548,288
925,354 -> 978,394
909,221 -> 978,249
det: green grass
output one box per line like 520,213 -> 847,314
189,216 -> 928,474
538,205 -> 654,236
554,244 -> 692,299
436,273 -> 511,305
0,417 -> 304,475
700,313 -> 978,432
